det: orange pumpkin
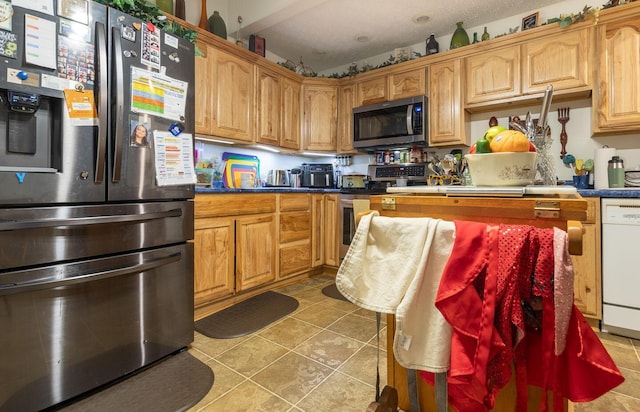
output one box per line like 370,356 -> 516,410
489,130 -> 530,152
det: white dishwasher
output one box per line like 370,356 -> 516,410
601,198 -> 640,339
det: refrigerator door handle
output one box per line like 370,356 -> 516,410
111,26 -> 125,183
0,208 -> 182,231
0,253 -> 183,296
95,21 -> 108,183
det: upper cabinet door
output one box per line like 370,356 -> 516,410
281,77 -> 302,150
337,83 -> 356,154
211,48 -> 255,143
194,43 -> 213,135
388,67 -> 427,101
302,83 -> 338,151
522,28 -> 591,95
429,59 -> 469,147
256,66 -> 281,146
594,17 -> 640,133
357,76 -> 388,106
465,45 -> 521,105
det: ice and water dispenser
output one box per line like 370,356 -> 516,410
1,89 -> 61,172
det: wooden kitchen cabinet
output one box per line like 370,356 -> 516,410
302,80 -> 338,151
194,42 -> 213,134
195,194 -> 277,308
429,59 -> 470,147
522,28 -> 591,95
281,77 -> 302,150
279,194 -> 312,278
357,75 -> 388,106
311,194 -> 325,267
593,15 -> 640,134
465,45 -> 521,105
337,83 -> 357,154
388,67 -> 427,101
324,194 -> 340,267
571,197 -> 601,319
255,65 -> 281,146
209,46 -> 255,142
236,214 -> 277,291
194,216 -> 235,305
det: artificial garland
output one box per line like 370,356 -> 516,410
279,3 -> 608,79
94,0 -> 200,53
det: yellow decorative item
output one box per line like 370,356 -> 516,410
489,130 -> 530,152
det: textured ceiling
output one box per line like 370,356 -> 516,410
233,0 -> 567,73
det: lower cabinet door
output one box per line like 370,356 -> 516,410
236,214 -> 276,291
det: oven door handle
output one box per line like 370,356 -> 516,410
0,209 -> 182,231
0,253 -> 182,296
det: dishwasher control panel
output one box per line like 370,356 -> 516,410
602,198 -> 640,224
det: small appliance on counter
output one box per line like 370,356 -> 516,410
265,169 -> 291,187
301,163 -> 334,188
342,174 -> 367,189
290,168 -> 302,188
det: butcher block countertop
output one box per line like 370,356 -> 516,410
376,185 -> 587,226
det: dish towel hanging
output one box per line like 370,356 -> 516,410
336,211 -> 455,372
421,220 -> 625,412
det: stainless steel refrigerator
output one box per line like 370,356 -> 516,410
0,2 -> 195,410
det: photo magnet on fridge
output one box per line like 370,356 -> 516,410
130,116 -> 150,148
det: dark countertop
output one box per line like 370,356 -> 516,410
195,186 -> 340,194
195,185 -> 640,198
577,188 -> 640,198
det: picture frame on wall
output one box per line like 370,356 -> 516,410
522,12 -> 539,31
249,35 -> 266,57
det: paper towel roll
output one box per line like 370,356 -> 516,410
594,147 -> 617,189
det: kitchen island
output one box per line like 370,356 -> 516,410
368,187 -> 590,411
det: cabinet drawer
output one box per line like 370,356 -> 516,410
280,193 -> 311,211
280,243 -> 311,277
280,211 -> 311,243
195,194 -> 277,218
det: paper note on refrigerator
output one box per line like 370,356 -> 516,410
24,14 -> 57,69
130,67 -> 188,122
153,131 -> 196,186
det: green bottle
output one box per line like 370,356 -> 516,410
481,27 -> 490,41
156,0 -> 173,14
450,22 -> 470,49
472,32 -> 479,44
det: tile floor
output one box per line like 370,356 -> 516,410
187,274 -> 640,412
188,275 -> 388,411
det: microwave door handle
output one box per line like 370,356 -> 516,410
95,21 -> 107,183
111,26 -> 124,183
406,104 -> 413,134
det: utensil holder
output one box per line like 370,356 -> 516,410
533,125 -> 556,186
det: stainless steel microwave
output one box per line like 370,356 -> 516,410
352,95 -> 427,149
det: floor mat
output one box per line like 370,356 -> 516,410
195,291 -> 299,339
322,282 -> 349,302
58,351 -> 213,412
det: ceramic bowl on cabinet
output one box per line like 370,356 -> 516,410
465,152 -> 537,186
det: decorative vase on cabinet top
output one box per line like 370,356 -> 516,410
481,26 -> 490,41
208,11 -> 227,39
450,21 -> 470,49
198,0 -> 207,29
156,0 -> 173,15
426,33 -> 439,55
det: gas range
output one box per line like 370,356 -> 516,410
339,163 -> 429,195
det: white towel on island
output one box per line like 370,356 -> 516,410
336,211 -> 455,372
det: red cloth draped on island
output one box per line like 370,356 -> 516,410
421,221 -> 624,412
